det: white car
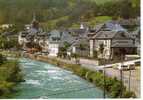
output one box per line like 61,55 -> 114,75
117,62 -> 135,71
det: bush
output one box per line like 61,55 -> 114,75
0,60 -> 24,97
122,91 -> 136,98
0,81 -> 15,96
0,54 -> 7,65
110,82 -> 122,98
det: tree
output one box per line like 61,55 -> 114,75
0,35 -> 7,49
119,0 -> 133,19
0,54 -> 7,65
58,47 -> 67,58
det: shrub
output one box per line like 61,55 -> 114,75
122,91 -> 136,98
0,54 -> 7,65
0,81 -> 15,96
0,59 -> 24,97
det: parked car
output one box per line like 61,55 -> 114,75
117,63 -> 135,71
135,61 -> 140,66
120,65 -> 128,71
128,63 -> 135,70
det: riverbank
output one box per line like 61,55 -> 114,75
26,54 -> 136,98
0,52 -> 24,98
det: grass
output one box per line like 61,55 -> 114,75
87,16 -> 112,27
70,16 -> 112,29
88,0 -> 119,4
0,50 -> 21,58
0,54 -> 24,98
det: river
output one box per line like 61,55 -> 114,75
13,58 -> 104,98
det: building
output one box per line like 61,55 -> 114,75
67,38 -> 89,57
18,14 -> 44,50
0,24 -> 13,30
89,21 -> 137,60
131,27 -> 140,55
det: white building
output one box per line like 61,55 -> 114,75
48,42 -> 59,57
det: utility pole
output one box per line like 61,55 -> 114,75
103,66 -> 106,98
103,55 -> 106,98
100,43 -> 106,98
120,69 -> 123,98
129,69 -> 131,92
120,52 -> 125,98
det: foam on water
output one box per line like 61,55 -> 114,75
25,79 -> 41,86
14,58 -> 105,98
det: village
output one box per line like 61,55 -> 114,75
18,15 -> 140,62
0,0 -> 141,99
0,14 -> 140,97
16,15 -> 141,97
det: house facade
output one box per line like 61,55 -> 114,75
89,21 -> 137,60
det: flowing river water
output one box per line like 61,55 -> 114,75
13,58 -> 104,98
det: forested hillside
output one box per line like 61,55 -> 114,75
0,0 -> 140,30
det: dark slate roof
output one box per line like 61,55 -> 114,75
102,21 -> 127,31
94,24 -> 104,32
20,31 -> 28,37
27,27 -> 39,34
60,31 -> 75,44
93,30 -> 117,39
111,42 -> 136,48
90,20 -> 135,40
49,30 -> 61,38
93,29 -> 134,40
68,29 -> 88,36
47,29 -> 77,46
67,37 -> 89,51
26,35 -> 34,41
93,20 -> 127,32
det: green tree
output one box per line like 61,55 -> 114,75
0,54 -> 7,65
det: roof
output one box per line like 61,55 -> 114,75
103,21 -> 127,31
27,28 -> 39,34
68,29 -> 88,37
91,20 -> 134,40
93,30 -> 134,40
67,37 -> 89,51
48,30 -> 75,45
49,30 -> 61,37
93,30 -> 116,39
111,42 -> 136,48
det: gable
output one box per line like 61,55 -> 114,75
113,31 -> 132,39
